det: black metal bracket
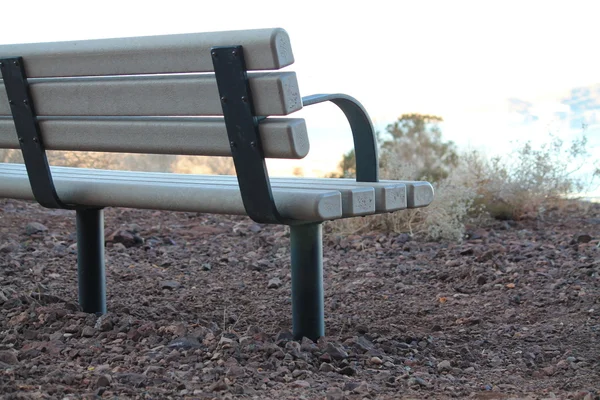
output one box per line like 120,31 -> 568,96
302,94 -> 379,183
0,57 -> 74,209
211,46 -> 285,224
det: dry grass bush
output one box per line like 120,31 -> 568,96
329,157 -> 480,242
0,148 -> 237,175
471,135 -> 598,220
329,133 -> 599,242
173,156 -> 235,175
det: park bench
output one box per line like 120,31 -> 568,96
0,28 -> 434,341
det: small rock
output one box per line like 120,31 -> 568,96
0,350 -> 18,365
292,369 -> 306,378
395,233 -> 411,243
468,228 -> 488,240
319,362 -> 335,372
437,360 -> 452,372
408,376 -> 431,388
351,381 -> 369,394
276,330 -> 294,344
338,366 -> 356,376
115,373 -> 146,388
356,325 -> 369,334
576,234 -> 592,243
542,366 -> 555,376
96,316 -> 114,332
0,242 -> 19,253
106,229 -> 144,248
209,378 -> 229,392
160,280 -> 181,290
226,365 -> 245,378
285,341 -> 302,358
25,222 -> 48,235
95,375 -> 111,389
112,243 -> 126,252
202,263 -> 212,271
343,381 -> 362,391
81,327 -> 96,337
219,336 -> 235,346
65,324 -> 80,334
354,336 -> 375,353
370,356 -> 383,365
249,224 -> 262,233
168,336 -> 202,350
165,349 -> 181,362
267,277 -> 282,289
300,337 -> 318,352
22,329 -> 37,340
325,342 -> 348,360
292,380 -> 310,388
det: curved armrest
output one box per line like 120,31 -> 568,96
302,94 -> 378,182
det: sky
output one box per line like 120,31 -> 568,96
2,0 -> 599,196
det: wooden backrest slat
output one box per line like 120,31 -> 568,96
0,72 -> 301,117
0,28 -> 293,77
0,117 -> 309,158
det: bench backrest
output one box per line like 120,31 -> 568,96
0,28 -> 308,159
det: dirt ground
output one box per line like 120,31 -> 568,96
0,198 -> 598,399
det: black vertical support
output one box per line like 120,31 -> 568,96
290,223 -> 324,341
0,57 -> 72,209
76,208 -> 106,314
211,46 -> 284,224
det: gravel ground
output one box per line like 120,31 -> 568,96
0,199 -> 599,399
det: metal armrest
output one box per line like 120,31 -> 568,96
302,94 -> 378,182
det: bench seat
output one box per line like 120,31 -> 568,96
0,163 -> 433,221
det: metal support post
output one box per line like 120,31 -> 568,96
76,208 -> 106,314
290,223 -> 324,341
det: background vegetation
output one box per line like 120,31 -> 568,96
329,113 -> 600,241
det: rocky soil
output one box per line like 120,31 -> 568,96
0,199 -> 599,399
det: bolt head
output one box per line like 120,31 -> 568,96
232,49 -> 238,56
241,96 -> 248,103
220,96 -> 227,103
13,60 -> 19,66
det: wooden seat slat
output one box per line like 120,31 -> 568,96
0,163 -> 342,221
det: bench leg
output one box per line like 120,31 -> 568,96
76,208 -> 106,315
290,223 -> 324,341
